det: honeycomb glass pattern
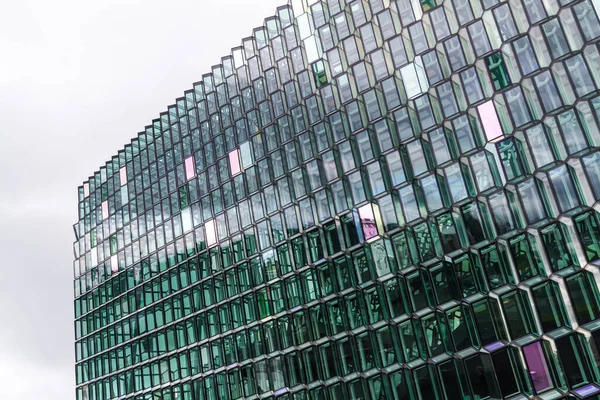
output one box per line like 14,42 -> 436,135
73,0 -> 600,399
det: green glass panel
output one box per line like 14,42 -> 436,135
555,334 -> 596,389
500,290 -> 537,339
532,281 -> 569,332
446,305 -> 477,351
110,235 -> 117,255
541,222 -> 577,272
486,52 -> 511,90
497,137 -> 526,181
574,211 -> 600,262
472,298 -> 508,345
413,222 -> 437,262
312,60 -> 328,87
566,272 -> 600,325
452,253 -> 486,297
507,233 -> 544,281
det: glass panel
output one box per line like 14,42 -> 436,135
478,101 -> 503,141
523,342 -> 553,393
229,150 -> 241,176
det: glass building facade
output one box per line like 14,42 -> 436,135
73,0 -> 600,398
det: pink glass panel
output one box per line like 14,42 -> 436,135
83,183 -> 90,197
478,100 -> 503,141
205,219 -> 217,247
185,156 -> 196,180
119,167 -> 127,186
111,255 -> 119,273
102,200 -> 109,220
358,204 -> 378,240
523,342 -> 552,393
229,150 -> 241,176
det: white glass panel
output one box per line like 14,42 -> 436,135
478,100 -> 503,141
185,156 -> 195,180
205,219 -> 218,247
229,150 -> 241,176
119,167 -> 127,186
102,201 -> 109,220
181,207 -> 193,233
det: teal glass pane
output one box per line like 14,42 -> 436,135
497,137 -> 526,181
574,211 -> 600,262
486,53 -> 511,90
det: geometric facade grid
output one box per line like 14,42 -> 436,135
73,0 -> 600,398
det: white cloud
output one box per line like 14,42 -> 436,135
0,355 -> 74,399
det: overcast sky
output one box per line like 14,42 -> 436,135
0,1 -> 284,398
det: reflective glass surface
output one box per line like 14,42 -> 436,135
74,0 -> 600,399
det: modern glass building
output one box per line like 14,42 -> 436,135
73,0 -> 600,399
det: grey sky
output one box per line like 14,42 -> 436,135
0,1 -> 284,398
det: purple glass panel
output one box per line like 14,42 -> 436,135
185,156 -> 195,180
274,388 -> 289,397
229,150 -> 241,176
523,342 -> 552,393
485,341 -> 505,351
478,100 -> 503,141
119,167 -> 127,186
574,384 -> 600,397
359,204 -> 379,240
